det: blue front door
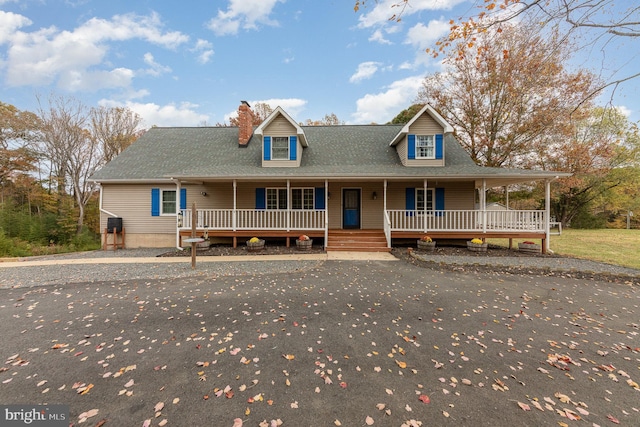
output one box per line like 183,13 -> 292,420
343,189 -> 361,229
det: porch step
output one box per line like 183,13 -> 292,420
326,230 -> 389,252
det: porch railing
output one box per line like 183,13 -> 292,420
387,209 -> 546,232
180,209 -> 326,231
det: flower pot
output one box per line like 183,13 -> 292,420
518,242 -> 541,254
417,240 -> 436,251
246,239 -> 265,252
296,238 -> 313,251
467,241 -> 488,252
196,239 -> 210,250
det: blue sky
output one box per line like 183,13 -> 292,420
1,0 -> 638,128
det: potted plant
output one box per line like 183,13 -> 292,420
416,235 -> 436,251
467,238 -> 488,252
518,240 -> 541,254
246,236 -> 265,252
296,234 -> 313,250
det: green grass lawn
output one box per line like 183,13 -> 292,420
489,229 -> 640,270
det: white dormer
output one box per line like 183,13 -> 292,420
389,104 -> 453,167
255,106 -> 308,167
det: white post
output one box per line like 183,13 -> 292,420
482,179 -> 487,234
324,179 -> 329,249
545,179 -> 551,253
232,180 -> 237,231
423,179 -> 428,233
176,180 -> 182,248
286,179 -> 291,232
504,185 -> 509,208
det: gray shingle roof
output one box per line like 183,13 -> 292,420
90,125 -> 564,184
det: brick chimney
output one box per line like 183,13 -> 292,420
238,101 -> 253,146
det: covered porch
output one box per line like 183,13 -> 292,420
175,177 -> 555,252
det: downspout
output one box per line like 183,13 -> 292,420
97,184 -> 119,218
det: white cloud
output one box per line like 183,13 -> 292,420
207,0 -> 284,36
357,0 -> 466,28
404,20 -> 449,49
0,10 -> 31,44
99,99 -> 209,127
350,61 -> 382,83
58,67 -> 135,92
142,53 -> 172,76
192,39 -> 214,64
3,12 -> 188,90
350,75 -> 424,124
369,29 -> 392,45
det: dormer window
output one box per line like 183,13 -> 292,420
272,137 -> 290,160
416,135 -> 435,159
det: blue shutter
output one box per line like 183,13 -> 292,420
180,188 -> 187,210
435,134 -> 443,159
407,134 -> 416,160
256,188 -> 266,210
263,136 -> 271,161
314,187 -> 325,210
435,188 -> 445,217
290,136 -> 297,161
151,188 -> 160,216
405,187 -> 415,216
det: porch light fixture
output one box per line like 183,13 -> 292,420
200,191 -> 207,196
372,191 -> 377,200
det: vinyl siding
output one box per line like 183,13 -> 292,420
327,182 -> 384,229
262,115 -> 301,167
397,114 -> 446,167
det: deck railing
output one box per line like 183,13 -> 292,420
180,209 -> 326,231
387,209 -> 546,233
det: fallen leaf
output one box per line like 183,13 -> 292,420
232,418 -> 243,427
283,354 -> 295,360
517,401 -> 531,411
365,415 -> 374,425
154,402 -> 164,412
418,394 -> 430,404
607,414 -> 620,424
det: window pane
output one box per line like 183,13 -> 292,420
272,137 -> 289,160
278,189 -> 287,209
416,135 -> 434,158
416,189 -> 425,211
303,188 -> 314,209
292,189 -> 302,209
162,190 -> 176,214
267,188 -> 278,210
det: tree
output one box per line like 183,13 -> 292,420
359,0 -> 640,101
540,107 -> 640,226
91,106 -> 142,163
389,104 -> 424,124
416,22 -> 600,168
302,113 -> 344,126
0,102 -> 41,197
37,94 -> 101,234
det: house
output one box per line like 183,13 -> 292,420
90,101 -> 569,252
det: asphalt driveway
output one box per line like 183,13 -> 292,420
1,258 -> 638,426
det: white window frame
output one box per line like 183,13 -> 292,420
416,135 -> 435,159
292,188 -> 314,210
161,189 -> 177,215
271,136 -> 290,160
266,188 -> 288,210
416,188 -> 434,214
